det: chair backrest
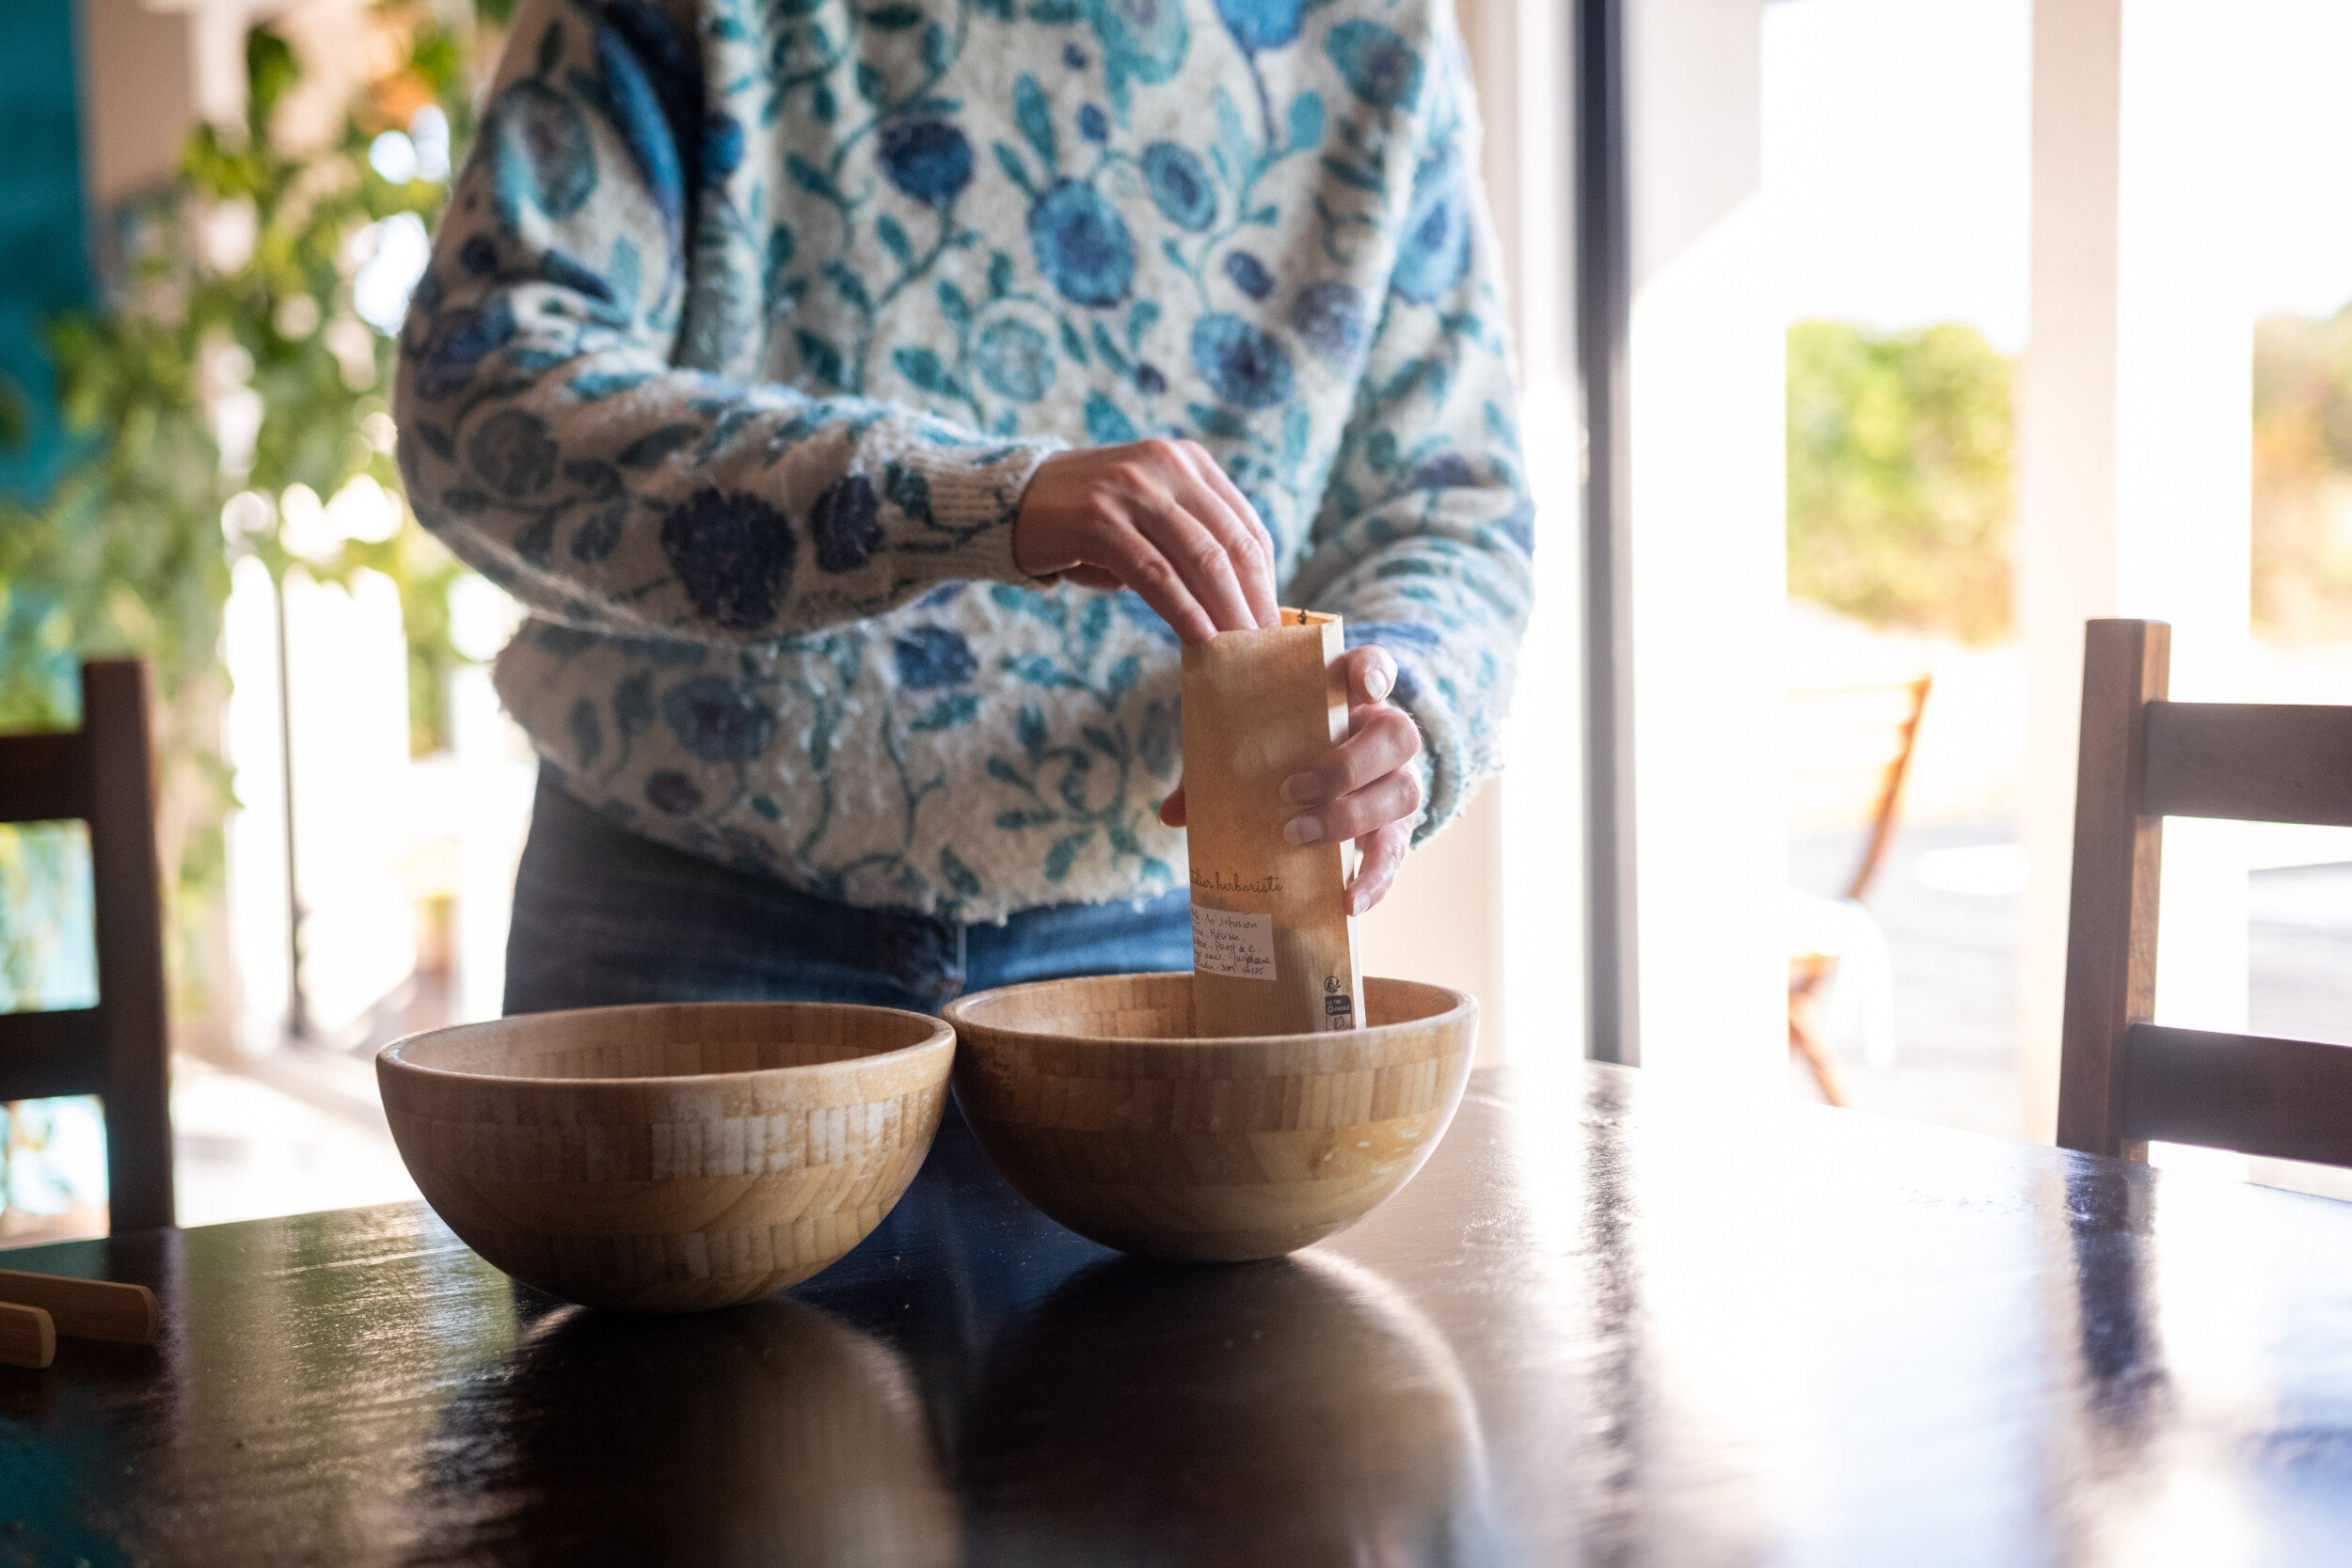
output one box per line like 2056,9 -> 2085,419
0,660 -> 174,1229
1788,676 -> 1933,903
2058,619 -> 2352,1164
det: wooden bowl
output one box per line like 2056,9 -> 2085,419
377,1002 -> 954,1312
942,974 -> 1477,1261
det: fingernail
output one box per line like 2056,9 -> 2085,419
1348,889 -> 1370,916
1279,772 -> 1321,805
1368,666 -> 1392,701
1283,814 -> 1324,847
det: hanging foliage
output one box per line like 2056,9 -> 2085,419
0,4 -> 505,1011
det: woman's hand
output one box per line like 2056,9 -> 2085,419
1013,439 -> 1279,643
1158,644 -> 1423,915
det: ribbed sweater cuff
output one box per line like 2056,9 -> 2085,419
901,437 -> 1065,585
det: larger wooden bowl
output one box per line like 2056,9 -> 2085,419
943,974 -> 1476,1261
377,1002 -> 954,1312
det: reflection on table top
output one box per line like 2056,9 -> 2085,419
7,1062 -> 2352,1565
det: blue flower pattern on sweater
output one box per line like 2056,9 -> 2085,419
395,0 -> 1532,920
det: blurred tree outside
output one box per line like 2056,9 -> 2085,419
2252,309 -> 2352,645
0,4 -> 505,1025
1786,320 -> 2016,643
1792,312 -> 2352,651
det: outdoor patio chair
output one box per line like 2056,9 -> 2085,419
2058,619 -> 2352,1164
0,659 -> 174,1229
1787,675 -> 1931,1107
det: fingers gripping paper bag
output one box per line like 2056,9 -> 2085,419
1180,610 -> 1366,1037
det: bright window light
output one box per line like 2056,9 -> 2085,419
1914,843 -> 2030,897
369,130 -> 419,185
409,105 -> 453,182
354,212 -> 432,336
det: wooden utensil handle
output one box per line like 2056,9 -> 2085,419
0,1269 -> 160,1344
0,1302 -> 55,1370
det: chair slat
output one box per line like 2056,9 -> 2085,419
2056,621 -> 2168,1158
0,661 -> 175,1229
2124,1022 -> 2352,1168
2142,702 -> 2352,827
80,661 -> 174,1231
0,1008 -> 108,1101
0,731 -> 90,824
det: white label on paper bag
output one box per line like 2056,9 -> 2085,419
1192,907 -> 1276,980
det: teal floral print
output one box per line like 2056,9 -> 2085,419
1085,0 -> 1191,121
876,121 -> 976,201
396,0 -> 1534,920
1392,145 -> 1473,303
1190,312 -> 1293,408
485,81 -> 597,230
1326,19 -> 1424,111
1142,142 -> 1216,230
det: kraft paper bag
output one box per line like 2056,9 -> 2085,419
1180,609 -> 1365,1037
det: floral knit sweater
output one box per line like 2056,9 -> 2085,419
395,0 -> 1533,922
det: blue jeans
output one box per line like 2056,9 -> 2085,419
502,768 -> 1192,1016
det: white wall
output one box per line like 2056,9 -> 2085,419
1363,0 -> 1580,1069
1477,0 -> 1788,1084
1623,0 -> 1788,1088
2017,0 -> 2255,1141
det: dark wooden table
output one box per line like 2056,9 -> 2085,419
8,1062 -> 2352,1565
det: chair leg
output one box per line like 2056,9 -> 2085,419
1788,995 -> 1853,1108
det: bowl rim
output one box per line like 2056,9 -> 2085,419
939,971 -> 1476,1049
376,999 -> 957,1089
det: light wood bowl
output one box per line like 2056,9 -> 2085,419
942,974 -> 1477,1261
377,1002 -> 954,1312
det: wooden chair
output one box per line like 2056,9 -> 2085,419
0,660 -> 174,1229
1788,676 -> 1932,1107
2058,619 -> 2352,1164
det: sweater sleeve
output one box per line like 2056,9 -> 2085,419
392,0 -> 1058,644
1286,18 -> 1535,842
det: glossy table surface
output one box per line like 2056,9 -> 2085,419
8,1062 -> 2352,1566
